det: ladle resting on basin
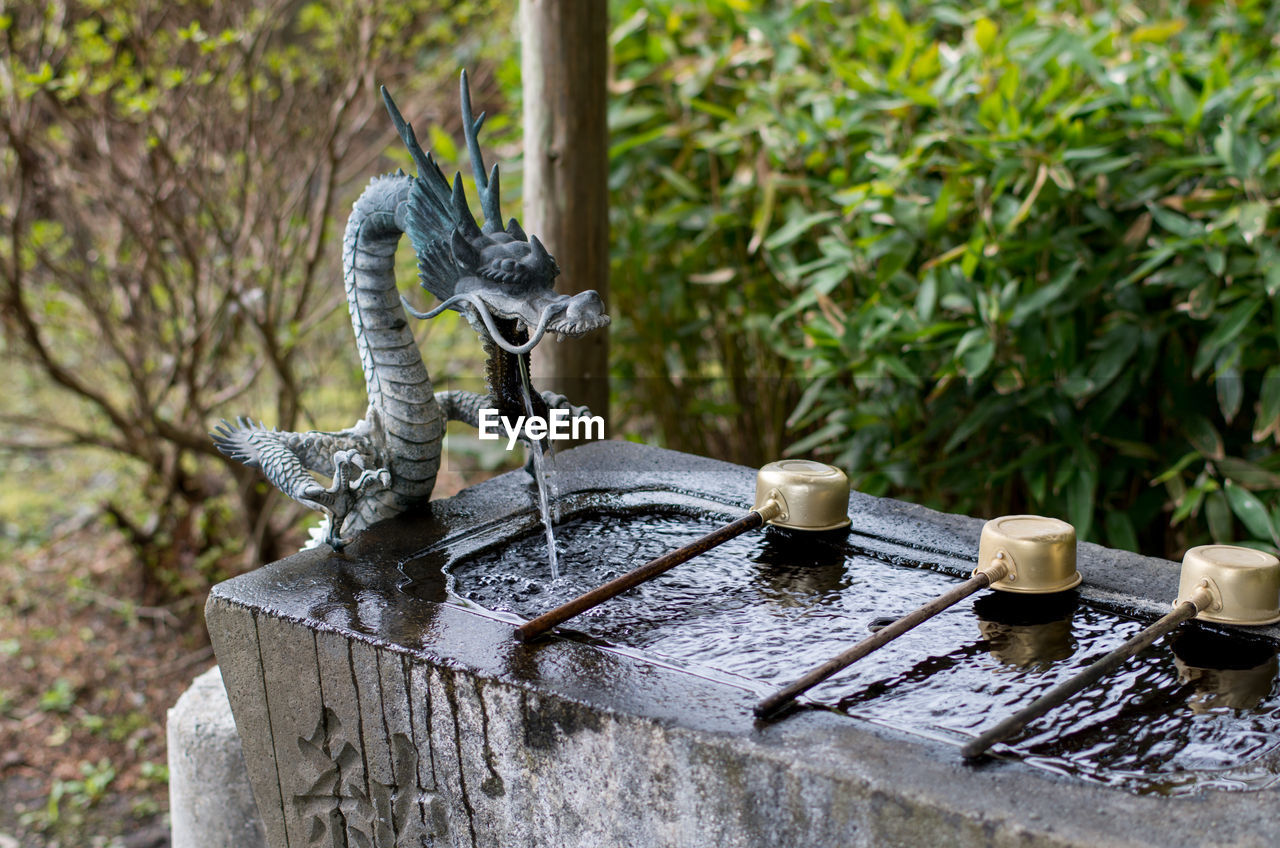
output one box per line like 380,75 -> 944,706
513,460 -> 850,642
962,544 -> 1280,759
755,515 -> 1080,719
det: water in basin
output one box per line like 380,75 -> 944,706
432,510 -> 1280,796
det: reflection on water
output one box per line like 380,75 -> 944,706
749,527 -> 851,606
434,511 -> 1280,795
973,591 -> 1077,671
1173,629 -> 1279,714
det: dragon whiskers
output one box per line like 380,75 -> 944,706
399,292 -> 556,355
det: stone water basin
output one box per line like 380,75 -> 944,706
436,511 -> 1280,796
209,442 -> 1280,847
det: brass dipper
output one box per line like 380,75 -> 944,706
756,515 -> 1080,719
962,544 -> 1280,759
513,460 -> 850,643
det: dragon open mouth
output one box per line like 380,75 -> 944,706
402,287 -> 609,354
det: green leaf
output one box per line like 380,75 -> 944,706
1171,485 -> 1206,525
1255,365 -> 1280,443
916,273 -> 937,321
1238,202 -> 1268,244
1214,123 -> 1236,172
1011,260 -> 1080,325
953,327 -> 984,359
1184,414 -> 1224,460
943,397 -> 1008,453
1152,450 -> 1201,485
1107,438 -> 1158,461
763,211 -> 839,251
1119,245 -> 1176,286
1224,480 -> 1278,544
1266,252 -> 1280,298
1205,490 -> 1233,543
962,338 -> 995,380
1216,364 -> 1243,424
608,126 -> 668,159
1067,465 -> 1096,542
1216,457 -> 1280,490
879,355 -> 924,387
787,419 -> 848,456
1148,203 -> 1200,239
426,125 -> 458,167
1131,19 -> 1186,44
1193,299 -> 1261,378
953,327 -> 995,380
1166,71 -> 1198,124
875,238 -> 916,284
973,18 -> 998,53
1206,250 -> 1225,278
787,375 -> 831,428
928,176 -> 961,234
690,97 -> 736,122
1060,374 -> 1094,400
1104,511 -> 1138,552
1024,465 -> 1048,505
1088,327 -> 1139,393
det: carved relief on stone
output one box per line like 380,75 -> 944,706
293,708 -> 444,847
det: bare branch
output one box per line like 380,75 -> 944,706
1,0 -> 511,580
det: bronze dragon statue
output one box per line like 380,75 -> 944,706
212,71 -> 608,549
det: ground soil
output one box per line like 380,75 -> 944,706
0,526 -> 201,848
0,462 -> 498,848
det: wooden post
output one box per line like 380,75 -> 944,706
520,0 -> 610,432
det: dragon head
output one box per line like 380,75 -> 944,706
384,73 -> 609,355
446,202 -> 608,352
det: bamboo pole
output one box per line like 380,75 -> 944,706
514,510 -> 769,642
755,570 -> 1000,718
961,595 -> 1207,759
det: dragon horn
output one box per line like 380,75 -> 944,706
381,86 -> 433,178
487,163 -> 501,224
450,172 -> 482,239
529,234 -> 550,261
459,69 -> 503,234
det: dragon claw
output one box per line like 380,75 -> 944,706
298,450 -> 391,549
351,466 -> 392,492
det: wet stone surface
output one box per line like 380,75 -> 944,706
438,511 -> 1280,796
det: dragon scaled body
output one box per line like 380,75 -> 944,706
213,72 -> 608,549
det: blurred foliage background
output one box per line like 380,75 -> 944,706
3,0 -> 1279,601
604,0 -> 1280,559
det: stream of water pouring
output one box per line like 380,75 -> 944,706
518,367 -> 560,580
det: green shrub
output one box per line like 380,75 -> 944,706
608,0 -> 813,466
609,0 -> 1280,556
